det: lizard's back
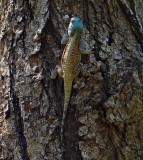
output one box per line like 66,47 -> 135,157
62,31 -> 82,79
60,17 -> 84,142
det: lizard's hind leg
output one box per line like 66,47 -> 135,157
72,62 -> 80,79
50,65 -> 63,79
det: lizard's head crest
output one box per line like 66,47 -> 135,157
68,17 -> 84,36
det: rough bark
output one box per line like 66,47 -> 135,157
0,0 -> 143,160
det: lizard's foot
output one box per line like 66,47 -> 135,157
50,65 -> 63,79
50,68 -> 57,79
80,49 -> 93,54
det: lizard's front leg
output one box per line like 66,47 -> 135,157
80,39 -> 93,54
61,34 -> 69,44
80,49 -> 93,55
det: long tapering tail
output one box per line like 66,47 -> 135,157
61,80 -> 73,142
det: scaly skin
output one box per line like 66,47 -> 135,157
60,17 -> 92,142
61,30 -> 82,141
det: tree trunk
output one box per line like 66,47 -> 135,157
0,0 -> 143,160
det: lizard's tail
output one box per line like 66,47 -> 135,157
61,80 -> 72,142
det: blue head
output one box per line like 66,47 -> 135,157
68,17 -> 84,36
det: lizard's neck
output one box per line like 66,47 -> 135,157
71,30 -> 82,38
70,31 -> 82,46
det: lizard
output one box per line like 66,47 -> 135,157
51,17 -> 92,142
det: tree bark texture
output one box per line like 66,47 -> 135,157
0,0 -> 143,160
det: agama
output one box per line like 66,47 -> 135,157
51,17 -> 92,142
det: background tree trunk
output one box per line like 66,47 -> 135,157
0,0 -> 143,160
